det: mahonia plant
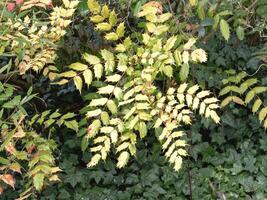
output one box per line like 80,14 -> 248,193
220,70 -> 267,129
55,0 -> 220,171
0,0 -> 79,76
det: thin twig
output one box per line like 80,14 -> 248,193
0,0 -> 8,22
167,0 -> 174,14
247,64 -> 267,76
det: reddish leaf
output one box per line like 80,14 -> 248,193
16,0 -> 24,5
26,144 -> 36,154
0,186 -> 3,194
7,3 -> 15,12
5,143 -> 16,155
0,174 -> 15,189
14,126 -> 26,138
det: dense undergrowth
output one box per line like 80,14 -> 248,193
0,0 -> 267,199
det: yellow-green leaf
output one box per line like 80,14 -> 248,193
83,69 -> 93,87
220,19 -> 230,41
146,22 -> 156,33
83,53 -> 101,65
236,26 -> 244,40
117,151 -> 129,168
74,76 -> 83,93
138,122 -> 147,138
164,36 -> 177,51
94,64 -> 103,79
174,50 -> 182,66
105,32 -> 119,41
89,98 -> 108,107
95,23 -> 112,31
60,70 -> 77,78
253,86 -> 267,94
90,15 -> 105,23
116,22 -> 125,38
245,90 -> 255,104
158,13 -> 172,23
128,115 -> 139,129
33,173 -> 44,191
259,107 -> 267,122
163,65 -> 173,77
98,85 -> 115,94
101,5 -> 110,18
154,25 -> 169,35
69,62 -> 87,71
52,79 -> 69,85
107,100 -> 117,114
189,0 -> 198,6
106,74 -> 121,82
179,63 -> 189,81
109,10 -> 117,26
87,0 -> 101,14
86,109 -> 102,118
101,112 -> 110,125
252,99 -> 262,113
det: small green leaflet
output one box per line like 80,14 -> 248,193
105,32 -> 119,41
116,22 -> 125,38
220,19 -> 230,41
236,26 -> 244,40
106,74 -> 121,82
87,0 -> 101,14
98,85 -> 115,94
69,62 -> 88,71
94,64 -> 103,79
33,173 -> 45,191
64,120 -> 79,132
81,136 -> 89,152
74,76 -> 83,93
109,10 -> 117,26
83,53 -> 101,65
87,109 -> 102,118
163,36 -> 176,51
95,23 -> 112,31
138,122 -> 147,139
180,63 -> 189,81
83,69 -> 93,87
107,100 -> 117,114
89,98 -> 108,107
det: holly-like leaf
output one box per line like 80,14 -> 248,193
220,19 -> 230,41
64,120 -> 79,132
180,63 -> 189,81
0,174 -> 15,188
33,173 -> 44,191
74,76 -> 83,93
